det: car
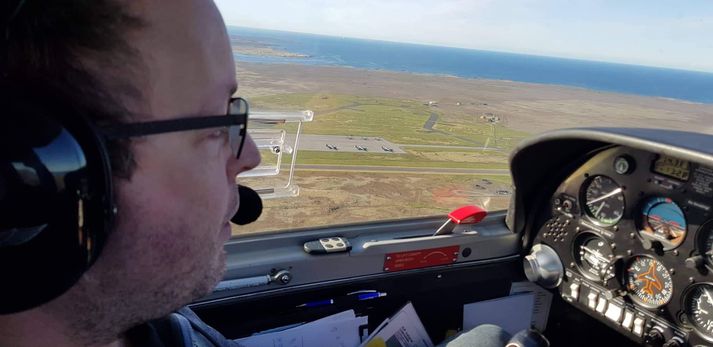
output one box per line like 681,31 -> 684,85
355,145 -> 367,151
381,146 -> 394,152
325,144 -> 338,150
495,190 -> 511,195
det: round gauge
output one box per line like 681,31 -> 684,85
684,283 -> 713,341
581,175 -> 625,226
697,222 -> 713,267
639,197 -> 687,250
625,256 -> 674,308
573,233 -> 614,280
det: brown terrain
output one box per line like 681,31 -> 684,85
232,62 -> 713,235
236,62 -> 713,135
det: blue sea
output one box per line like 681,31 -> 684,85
229,27 -> 713,104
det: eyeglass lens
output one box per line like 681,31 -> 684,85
228,98 -> 248,159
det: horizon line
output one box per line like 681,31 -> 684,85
227,25 -> 713,75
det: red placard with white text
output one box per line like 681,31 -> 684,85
383,246 -> 460,272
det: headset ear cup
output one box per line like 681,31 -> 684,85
0,96 -> 114,314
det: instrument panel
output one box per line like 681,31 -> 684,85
536,146 -> 713,346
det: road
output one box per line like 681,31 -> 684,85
423,112 -> 438,130
292,164 -> 510,175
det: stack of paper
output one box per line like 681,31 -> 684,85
234,309 -> 368,347
360,302 -> 433,347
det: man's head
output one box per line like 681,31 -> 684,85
1,0 -> 259,345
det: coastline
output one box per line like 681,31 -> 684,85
236,61 -> 713,134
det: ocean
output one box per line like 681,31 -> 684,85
229,27 -> 713,104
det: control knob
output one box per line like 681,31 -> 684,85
524,244 -> 563,289
685,255 -> 704,270
662,339 -> 681,347
644,327 -> 665,347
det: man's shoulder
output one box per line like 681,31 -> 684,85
126,307 -> 240,347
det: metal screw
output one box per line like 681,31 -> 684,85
629,233 -> 636,239
386,256 -> 392,260
627,250 -> 633,256
437,274 -> 443,279
384,267 -> 390,271
690,277 -> 695,283
673,250 -> 679,256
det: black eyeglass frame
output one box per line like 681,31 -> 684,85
99,97 -> 249,159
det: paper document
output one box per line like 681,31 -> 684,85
462,292 -> 534,336
509,281 -> 553,331
360,302 -> 433,347
235,309 -> 367,347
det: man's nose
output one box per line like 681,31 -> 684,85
230,134 -> 261,178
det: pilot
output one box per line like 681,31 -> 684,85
0,1 -> 513,346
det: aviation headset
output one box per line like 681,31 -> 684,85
1,0 -> 264,315
0,85 -> 116,314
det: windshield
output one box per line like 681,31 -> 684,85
216,1 -> 713,235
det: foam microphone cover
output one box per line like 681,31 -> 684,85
231,185 -> 263,225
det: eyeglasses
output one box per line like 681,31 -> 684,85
100,97 -> 249,159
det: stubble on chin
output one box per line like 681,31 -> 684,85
39,206 -> 228,346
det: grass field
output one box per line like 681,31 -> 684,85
250,93 -> 527,169
235,93 -> 525,234
250,93 -> 529,148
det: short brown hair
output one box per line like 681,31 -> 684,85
2,0 -> 144,178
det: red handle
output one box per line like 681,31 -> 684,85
448,205 -> 488,224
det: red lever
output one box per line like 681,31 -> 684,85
433,205 -> 488,236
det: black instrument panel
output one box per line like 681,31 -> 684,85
537,146 -> 713,346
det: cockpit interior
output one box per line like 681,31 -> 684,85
187,127 -> 713,347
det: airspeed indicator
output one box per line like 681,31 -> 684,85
582,175 -> 625,226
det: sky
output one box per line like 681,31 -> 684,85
214,0 -> 713,73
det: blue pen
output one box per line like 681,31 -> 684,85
296,299 -> 334,308
357,292 -> 387,300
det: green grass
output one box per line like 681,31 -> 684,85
251,93 -> 529,147
250,93 -> 528,168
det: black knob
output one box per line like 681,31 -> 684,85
662,339 -> 681,347
645,329 -> 665,347
685,255 -> 704,270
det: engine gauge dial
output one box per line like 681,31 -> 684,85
684,283 -> 713,341
581,175 -> 625,226
639,197 -> 687,251
625,256 -> 673,308
573,233 -> 614,281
